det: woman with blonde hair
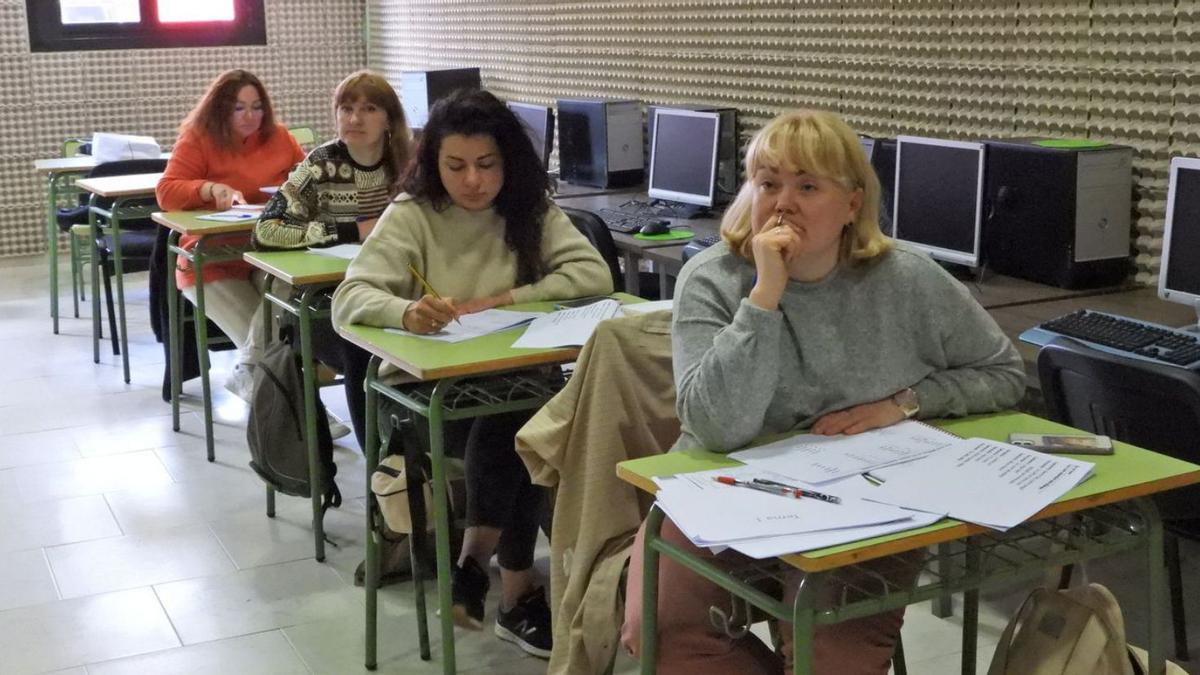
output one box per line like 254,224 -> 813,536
621,109 -> 1024,673
156,69 -> 305,399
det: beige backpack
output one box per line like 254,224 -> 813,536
988,583 -> 1185,675
370,454 -> 464,534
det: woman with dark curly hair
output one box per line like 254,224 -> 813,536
332,88 -> 612,658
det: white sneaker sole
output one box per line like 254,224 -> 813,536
494,622 -> 551,659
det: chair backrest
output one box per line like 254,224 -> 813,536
61,138 -> 90,157
288,126 -> 318,148
1037,337 -> 1200,517
561,206 -> 624,293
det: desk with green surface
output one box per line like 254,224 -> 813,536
337,294 -> 640,673
617,412 -> 1200,675
243,249 -> 351,562
153,210 -> 257,461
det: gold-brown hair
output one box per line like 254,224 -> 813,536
180,69 -> 277,151
334,70 -> 413,197
720,109 -> 890,264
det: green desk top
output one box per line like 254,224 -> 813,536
244,250 -> 349,286
153,210 -> 258,236
618,411 -> 1200,569
338,292 -> 644,381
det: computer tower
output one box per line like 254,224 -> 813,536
557,98 -> 644,188
870,138 -> 897,236
983,139 -> 1132,289
400,68 -> 481,130
647,104 -> 738,203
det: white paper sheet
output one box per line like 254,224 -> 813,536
729,421 -> 958,484
196,209 -> 258,222
510,299 -> 622,348
621,299 -> 673,315
864,438 -> 1095,531
383,309 -> 543,343
230,203 -> 264,212
651,465 -> 915,546
727,509 -> 943,559
309,244 -> 362,260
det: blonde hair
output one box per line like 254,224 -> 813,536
720,109 -> 891,264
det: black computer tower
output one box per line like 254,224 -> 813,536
557,98 -> 644,188
983,139 -> 1132,289
400,68 -> 481,130
870,138 -> 897,236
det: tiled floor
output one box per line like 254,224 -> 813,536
1,254 -> 1197,674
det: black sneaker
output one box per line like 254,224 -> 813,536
495,586 -> 553,659
451,556 -> 489,630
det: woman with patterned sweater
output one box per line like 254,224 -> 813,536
252,70 -> 413,448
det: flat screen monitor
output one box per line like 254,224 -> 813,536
507,102 -> 554,168
859,135 -> 876,162
1159,157 -> 1200,311
892,136 -> 986,267
647,108 -> 720,208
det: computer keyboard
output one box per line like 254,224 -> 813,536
596,208 -> 665,234
694,234 -> 721,248
1035,310 -> 1200,368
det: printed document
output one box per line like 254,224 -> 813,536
729,421 -> 958,483
196,209 -> 258,222
865,439 -> 1094,531
309,244 -> 362,260
384,309 -> 542,343
510,299 -> 622,348
651,465 -> 915,546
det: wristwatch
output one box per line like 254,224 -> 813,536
892,387 -> 920,419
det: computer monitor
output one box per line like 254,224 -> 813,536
647,108 -> 721,208
892,136 -> 987,268
859,135 -> 876,162
1159,157 -> 1200,317
507,101 -> 554,169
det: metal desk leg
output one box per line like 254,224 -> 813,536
791,572 -> 825,675
428,379 -> 457,675
932,542 -> 954,618
167,232 -> 182,431
298,287 -> 326,561
639,506 -> 665,675
89,196 -> 102,363
623,251 -> 640,296
658,268 -> 671,300
1141,498 -> 1167,675
364,357 -> 381,671
261,292 -> 276,519
109,199 -> 131,383
191,243 -> 215,461
47,174 -> 61,334
962,537 -> 981,675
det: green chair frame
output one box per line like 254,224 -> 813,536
288,126 -> 319,149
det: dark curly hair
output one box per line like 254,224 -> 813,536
403,89 -> 554,286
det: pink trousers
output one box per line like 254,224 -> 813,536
621,515 -> 914,675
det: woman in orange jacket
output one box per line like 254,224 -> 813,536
156,69 -> 305,403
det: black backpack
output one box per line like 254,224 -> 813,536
246,340 -> 342,512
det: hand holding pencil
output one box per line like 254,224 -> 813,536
402,264 -> 461,333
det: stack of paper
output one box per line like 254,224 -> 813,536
511,299 -> 622,348
309,243 -> 362,260
383,308 -> 542,343
730,421 -> 957,484
863,438 -> 1094,531
652,465 -> 939,559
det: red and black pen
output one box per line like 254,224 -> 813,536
714,476 -> 842,504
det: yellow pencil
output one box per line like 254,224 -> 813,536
407,263 -> 463,326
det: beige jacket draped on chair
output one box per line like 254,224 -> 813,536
516,310 -> 679,675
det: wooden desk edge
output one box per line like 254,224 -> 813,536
336,325 -> 581,381
242,253 -> 346,286
153,212 -> 257,236
616,464 -> 1200,573
75,173 -> 163,198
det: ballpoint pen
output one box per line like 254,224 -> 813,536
715,476 -> 843,504
751,478 -> 842,504
861,471 -> 886,486
407,263 -> 463,327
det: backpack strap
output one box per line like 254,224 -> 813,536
987,587 -> 1047,675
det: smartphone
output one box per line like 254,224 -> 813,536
554,296 -> 610,310
1008,433 -> 1115,455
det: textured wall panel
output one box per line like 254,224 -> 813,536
3,0 -> 366,259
